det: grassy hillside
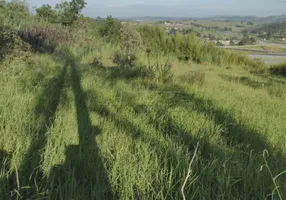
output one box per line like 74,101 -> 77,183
1,1 -> 286,200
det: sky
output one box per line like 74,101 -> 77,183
26,0 -> 286,18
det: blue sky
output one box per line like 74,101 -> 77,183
26,0 -> 286,18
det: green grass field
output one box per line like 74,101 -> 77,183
1,44 -> 286,199
1,1 -> 286,199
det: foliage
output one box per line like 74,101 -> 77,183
113,51 -> 137,69
0,0 -> 29,24
99,16 -> 122,42
119,24 -> 142,54
0,1 -> 30,61
238,35 -> 256,45
270,63 -> 286,77
56,0 -> 86,26
18,24 -> 72,52
1,1 -> 286,199
36,4 -> 58,23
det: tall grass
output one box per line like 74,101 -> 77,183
1,2 -> 286,199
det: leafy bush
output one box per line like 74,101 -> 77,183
119,24 -> 142,54
113,52 -> 137,69
0,1 -> 30,61
36,4 -> 58,23
18,24 -> 72,52
138,25 -> 264,69
152,62 -> 173,83
238,35 -> 256,45
36,0 -> 86,26
99,16 -> 122,43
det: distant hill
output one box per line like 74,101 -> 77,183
119,15 -> 286,23
250,21 -> 286,35
205,15 -> 286,23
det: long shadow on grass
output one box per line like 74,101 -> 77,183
3,64 -> 68,199
219,74 -> 270,89
48,52 -> 113,199
93,67 -> 286,199
0,150 -> 12,197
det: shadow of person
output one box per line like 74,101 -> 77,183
48,58 -> 113,199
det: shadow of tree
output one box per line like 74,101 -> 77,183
219,74 -> 269,89
88,66 -> 286,199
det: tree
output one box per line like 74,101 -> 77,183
208,34 -> 216,40
99,16 -> 122,42
247,21 -> 254,25
56,0 -> 86,26
36,4 -> 58,23
119,24 -> 142,54
238,34 -> 256,45
216,40 -> 224,46
249,37 -> 256,44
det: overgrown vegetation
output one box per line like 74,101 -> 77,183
1,1 -> 286,200
270,63 -> 286,77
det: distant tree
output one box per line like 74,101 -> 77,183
241,29 -> 248,34
56,0 -> 86,26
249,37 -> 256,44
228,27 -> 233,31
36,4 -> 58,23
216,40 -> 224,46
196,32 -> 202,37
238,34 -> 256,45
247,21 -> 254,25
1,0 -> 29,23
99,16 -> 122,42
230,36 -> 238,40
119,24 -> 142,54
208,33 -> 216,40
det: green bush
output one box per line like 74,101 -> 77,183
99,16 -> 122,43
119,24 -> 142,54
18,24 -> 72,52
0,1 -> 30,61
113,51 -> 137,69
36,4 -> 58,23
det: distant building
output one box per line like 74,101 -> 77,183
281,36 -> 286,41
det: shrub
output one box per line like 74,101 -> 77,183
90,56 -> 104,68
119,24 -> 142,54
113,51 -> 137,69
36,4 -> 58,23
56,0 -> 87,26
153,62 -> 173,83
18,24 -> 72,53
99,16 -> 122,43
0,4 -> 29,61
